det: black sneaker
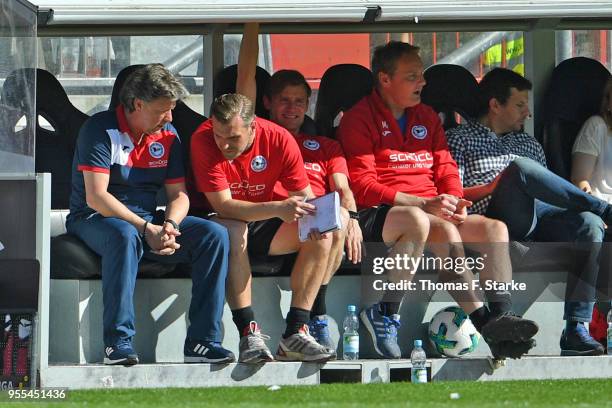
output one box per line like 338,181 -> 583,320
480,311 -> 539,343
104,344 -> 139,366
489,338 -> 536,359
560,324 -> 605,356
184,339 -> 236,363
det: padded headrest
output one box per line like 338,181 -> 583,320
541,57 -> 611,180
543,57 -> 610,124
213,64 -> 271,119
1,68 -> 86,130
314,64 -> 373,138
109,64 -> 146,110
171,100 -> 206,162
421,64 -> 480,122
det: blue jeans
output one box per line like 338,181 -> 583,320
485,157 -> 607,322
67,211 -> 229,346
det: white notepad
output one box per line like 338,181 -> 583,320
298,191 -> 342,242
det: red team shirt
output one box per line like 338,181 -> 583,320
336,90 -> 463,208
274,134 -> 349,199
190,117 -> 310,210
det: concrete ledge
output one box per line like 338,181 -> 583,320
431,355 -> 612,381
40,356 -> 612,389
48,274 -> 570,364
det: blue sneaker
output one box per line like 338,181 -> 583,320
104,343 -> 139,366
308,315 -> 337,358
560,324 -> 605,356
184,339 -> 236,363
360,305 -> 401,358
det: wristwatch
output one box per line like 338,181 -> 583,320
348,211 -> 360,220
164,218 -> 180,231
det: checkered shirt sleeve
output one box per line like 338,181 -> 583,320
446,121 -> 547,214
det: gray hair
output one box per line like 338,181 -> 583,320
210,93 -> 255,126
120,63 -> 188,112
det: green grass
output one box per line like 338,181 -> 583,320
2,379 -> 611,408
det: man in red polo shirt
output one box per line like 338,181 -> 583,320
337,41 -> 539,360
234,23 -> 363,355
190,93 -> 335,363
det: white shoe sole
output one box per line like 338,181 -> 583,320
275,350 -> 334,363
239,353 -> 275,364
104,356 -> 138,366
184,356 -> 235,364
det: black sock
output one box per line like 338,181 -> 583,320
310,285 -> 328,318
378,301 -> 400,317
231,306 -> 255,337
469,305 -> 491,333
284,307 -> 311,338
485,289 -> 512,316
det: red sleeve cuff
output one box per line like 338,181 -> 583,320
381,187 -> 397,205
78,165 -> 110,174
165,177 -> 185,185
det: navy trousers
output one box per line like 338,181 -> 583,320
486,157 -> 607,322
67,212 -> 229,347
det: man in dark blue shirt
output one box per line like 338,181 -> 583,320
67,64 -> 234,365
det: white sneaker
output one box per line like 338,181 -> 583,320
275,324 -> 335,362
238,321 -> 274,364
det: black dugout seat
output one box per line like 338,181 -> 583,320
421,64 -> 480,130
314,64 -> 373,139
541,57 -> 611,180
213,64 -> 271,119
1,68 -> 89,209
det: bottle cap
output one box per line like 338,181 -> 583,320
414,339 -> 422,347
348,305 -> 356,312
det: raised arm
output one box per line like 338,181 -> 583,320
236,22 -> 260,104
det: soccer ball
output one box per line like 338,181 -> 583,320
428,306 -> 480,357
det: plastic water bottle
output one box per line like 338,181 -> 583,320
607,305 -> 612,356
342,305 -> 359,360
410,339 -> 427,384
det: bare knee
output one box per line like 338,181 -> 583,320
434,219 -> 462,243
216,218 -> 248,253
384,206 -> 430,242
301,232 -> 333,255
483,218 -> 509,242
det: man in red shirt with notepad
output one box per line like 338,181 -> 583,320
190,93 -> 335,364
234,23 -> 362,356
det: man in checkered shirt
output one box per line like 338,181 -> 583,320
447,67 -> 612,357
